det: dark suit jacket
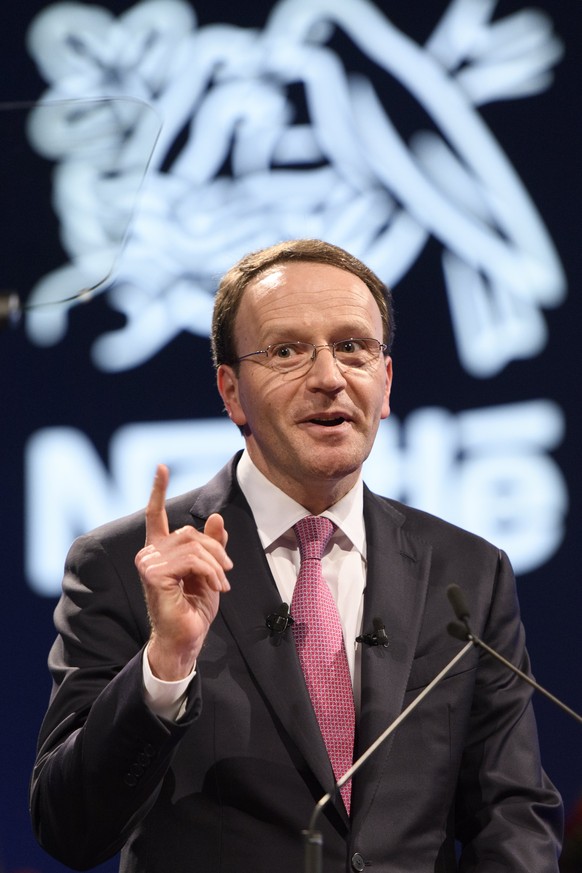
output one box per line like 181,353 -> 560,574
30,453 -> 562,872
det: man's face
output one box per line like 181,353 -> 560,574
217,261 -> 392,509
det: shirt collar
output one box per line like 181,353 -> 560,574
236,449 -> 366,557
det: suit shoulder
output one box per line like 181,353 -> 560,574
368,491 -> 503,558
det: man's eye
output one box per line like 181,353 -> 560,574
273,345 -> 296,358
271,343 -> 303,360
336,339 -> 364,354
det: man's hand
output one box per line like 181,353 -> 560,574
135,464 -> 232,680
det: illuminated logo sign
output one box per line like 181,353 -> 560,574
26,401 -> 567,594
25,0 -> 565,375
21,0 -> 568,594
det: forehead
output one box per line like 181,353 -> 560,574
239,261 -> 381,333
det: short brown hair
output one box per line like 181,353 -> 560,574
211,239 -> 395,369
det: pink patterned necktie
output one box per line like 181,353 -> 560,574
291,516 -> 355,814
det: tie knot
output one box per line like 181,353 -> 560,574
293,516 -> 335,562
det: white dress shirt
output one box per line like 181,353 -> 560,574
143,450 -> 368,718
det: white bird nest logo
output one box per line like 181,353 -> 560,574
24,0 -> 565,375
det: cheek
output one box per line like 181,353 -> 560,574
238,373 -> 287,423
351,375 -> 389,417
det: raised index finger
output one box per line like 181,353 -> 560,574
145,463 -> 170,544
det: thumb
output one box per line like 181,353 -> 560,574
145,464 -> 170,544
204,513 -> 228,548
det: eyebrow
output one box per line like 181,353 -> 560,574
260,323 -> 378,345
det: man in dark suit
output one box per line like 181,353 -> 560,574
31,239 -> 562,872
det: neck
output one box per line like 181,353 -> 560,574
248,456 -> 359,514
295,484 -> 353,515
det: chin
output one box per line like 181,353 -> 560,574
304,449 -> 364,482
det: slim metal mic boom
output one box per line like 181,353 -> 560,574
446,583 -> 582,726
303,583 -> 582,873
302,639 -> 474,873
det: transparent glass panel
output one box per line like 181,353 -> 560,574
0,98 -> 161,326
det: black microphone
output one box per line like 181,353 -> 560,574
266,602 -> 294,638
303,582 -> 582,873
446,583 -> 582,726
356,616 -> 389,648
302,637 -> 474,873
447,584 -> 470,623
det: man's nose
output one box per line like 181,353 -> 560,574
306,345 -> 346,387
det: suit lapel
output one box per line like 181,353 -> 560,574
350,489 -> 432,823
188,460 -> 340,814
186,458 -> 431,827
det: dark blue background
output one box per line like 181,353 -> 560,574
1,2 -> 581,871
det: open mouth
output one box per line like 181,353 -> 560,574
310,417 -> 346,427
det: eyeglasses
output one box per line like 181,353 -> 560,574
235,338 -> 387,373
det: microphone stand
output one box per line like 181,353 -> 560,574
304,583 -> 582,873
447,584 -> 582,726
302,641 -> 473,873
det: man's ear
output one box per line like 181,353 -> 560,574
381,356 -> 393,420
217,364 -> 247,427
